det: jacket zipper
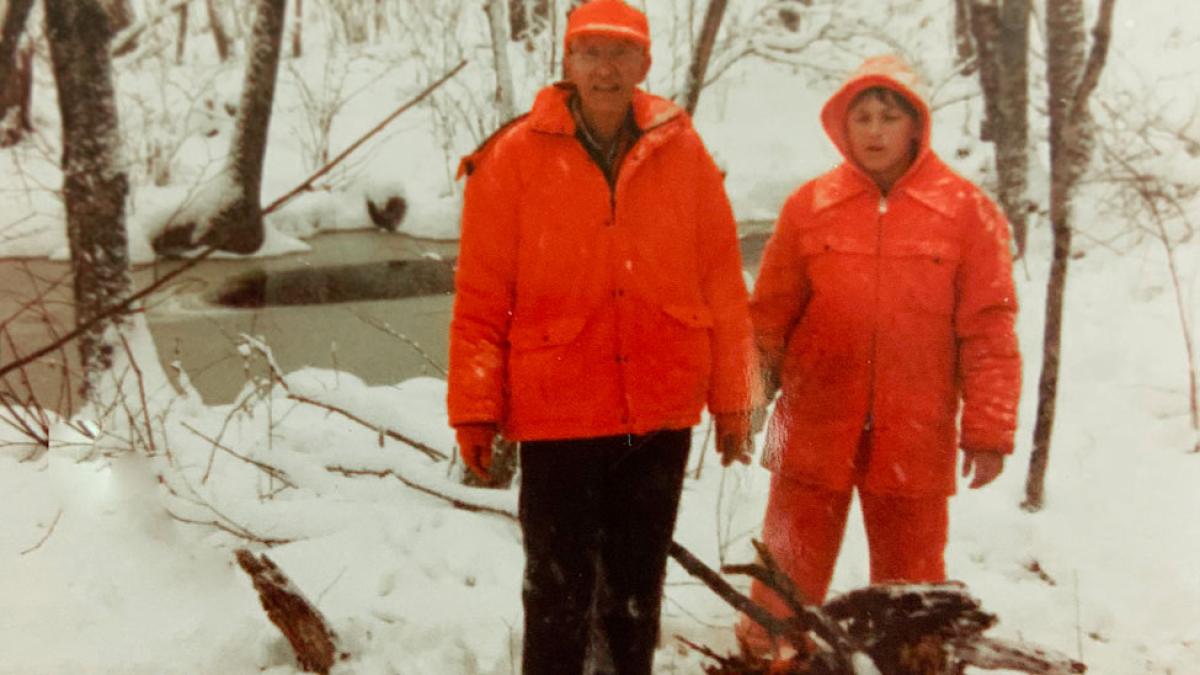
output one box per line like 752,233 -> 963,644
865,195 -> 887,436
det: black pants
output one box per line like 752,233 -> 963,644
518,429 -> 691,675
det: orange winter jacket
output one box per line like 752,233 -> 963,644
751,56 -> 1021,495
448,83 -> 756,441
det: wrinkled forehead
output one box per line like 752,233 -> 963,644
568,34 -> 644,52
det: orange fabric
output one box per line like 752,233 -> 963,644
448,84 -> 756,441
736,474 -> 948,653
751,55 -> 1021,495
565,0 -> 651,52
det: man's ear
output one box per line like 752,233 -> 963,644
635,54 -> 651,85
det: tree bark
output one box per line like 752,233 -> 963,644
0,0 -> 35,145
201,0 -> 287,254
484,0 -> 517,123
102,0 -> 138,56
954,0 -> 977,74
205,0 -> 231,62
969,0 -> 1031,257
682,0 -> 729,117
44,0 -> 131,400
291,0 -> 301,58
235,549 -> 339,674
1026,0 -> 1117,511
175,2 -> 189,64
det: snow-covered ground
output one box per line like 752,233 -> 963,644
2,1 -> 1199,673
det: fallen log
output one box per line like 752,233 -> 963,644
234,549 -> 341,674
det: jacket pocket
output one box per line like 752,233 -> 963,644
888,239 -> 961,316
509,316 -> 588,349
661,304 -> 714,328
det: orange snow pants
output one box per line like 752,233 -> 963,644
736,472 -> 948,654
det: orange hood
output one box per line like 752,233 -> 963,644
820,55 -> 933,171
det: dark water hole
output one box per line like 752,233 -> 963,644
211,258 -> 456,308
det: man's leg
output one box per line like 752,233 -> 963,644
593,429 -> 691,675
519,439 -> 605,675
860,491 -> 949,584
736,474 -> 853,654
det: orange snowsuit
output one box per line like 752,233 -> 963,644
447,83 -> 756,441
740,56 -> 1021,645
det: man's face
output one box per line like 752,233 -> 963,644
564,35 -> 649,122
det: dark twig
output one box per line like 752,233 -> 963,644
19,509 -> 63,555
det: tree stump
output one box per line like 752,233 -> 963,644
234,549 -> 341,674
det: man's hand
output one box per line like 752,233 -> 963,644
456,423 -> 498,481
715,411 -> 754,467
962,450 -> 1005,489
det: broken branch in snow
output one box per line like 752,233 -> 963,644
286,392 -> 446,461
239,331 -> 449,463
180,421 -> 297,489
235,549 -> 342,674
327,465 -> 512,518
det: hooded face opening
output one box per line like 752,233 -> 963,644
844,86 -> 922,193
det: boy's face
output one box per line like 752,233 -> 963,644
845,94 -> 919,186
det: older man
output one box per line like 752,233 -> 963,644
448,1 -> 756,672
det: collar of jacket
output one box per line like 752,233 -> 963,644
813,154 -> 957,219
528,82 -> 685,138
456,83 -> 686,180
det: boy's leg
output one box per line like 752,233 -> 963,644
736,474 -> 852,654
860,491 -> 949,584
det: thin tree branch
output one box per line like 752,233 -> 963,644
1069,0 -> 1116,123
19,509 -> 62,555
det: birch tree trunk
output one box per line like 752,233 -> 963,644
0,0 -> 35,145
205,0 -> 231,62
44,0 -> 131,401
1025,0 -> 1117,511
682,0 -> 728,117
484,0 -> 516,123
201,0 -> 286,254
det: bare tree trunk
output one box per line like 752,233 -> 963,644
682,0 -> 728,116
205,0 -> 231,62
1025,0 -> 1117,511
0,0 -> 35,145
175,3 -> 189,64
102,0 -> 138,56
954,0 -> 977,74
44,0 -> 131,401
484,0 -> 516,123
997,0 -> 1031,256
969,0 -> 1031,257
509,0 -> 550,43
202,0 -> 287,254
291,0 -> 302,58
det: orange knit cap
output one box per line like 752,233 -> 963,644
564,0 -> 651,53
